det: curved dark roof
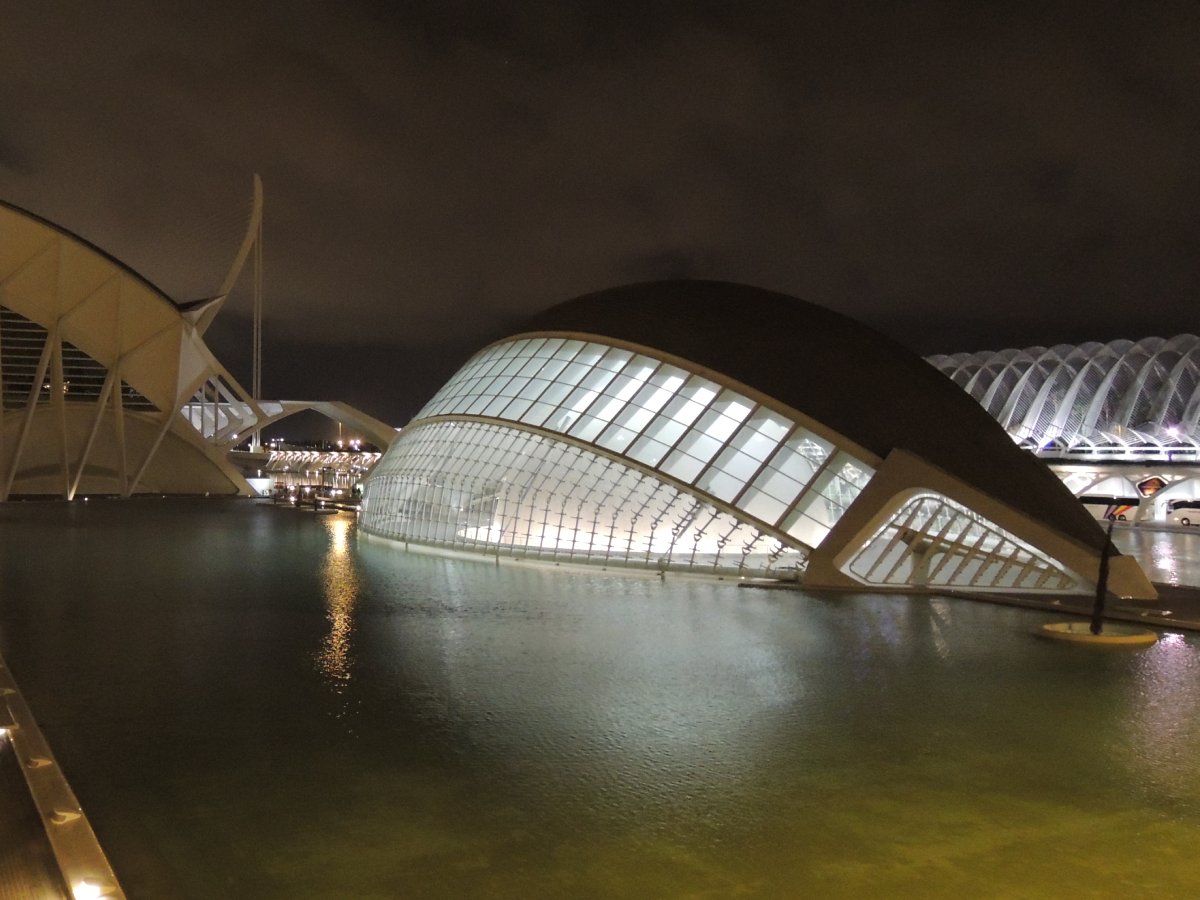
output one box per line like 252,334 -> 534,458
520,280 -> 1106,554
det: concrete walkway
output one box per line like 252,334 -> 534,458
958,583 -> 1200,634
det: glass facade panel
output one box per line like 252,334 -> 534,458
729,411 -> 789,461
740,488 -> 789,525
640,415 -> 687,448
661,448 -> 708,483
695,468 -> 744,503
595,423 -> 641,454
749,466 -> 803,505
403,336 -> 877,551
595,347 -> 633,372
673,429 -> 723,467
520,400 -> 559,427
500,396 -> 534,420
517,377 -> 550,401
568,414 -> 608,443
361,419 -> 806,578
783,512 -> 831,548
843,492 -> 1078,592
627,435 -> 672,468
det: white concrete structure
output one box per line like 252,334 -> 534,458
0,200 -> 393,498
928,336 -> 1200,460
929,337 -> 1200,526
362,282 -> 1154,599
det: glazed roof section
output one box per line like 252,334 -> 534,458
513,280 -> 1106,554
416,335 -> 874,550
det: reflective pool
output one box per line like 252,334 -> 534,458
0,500 -> 1198,898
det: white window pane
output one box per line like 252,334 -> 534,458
536,356 -> 570,381
684,377 -> 719,404
498,376 -> 526,397
661,448 -> 706,483
518,378 -> 549,400
694,407 -> 741,443
465,394 -> 492,415
569,415 -> 607,442
696,468 -> 743,503
628,435 -> 671,467
740,489 -> 789,525
791,486 -> 845,530
675,429 -> 722,465
708,391 -> 753,424
642,415 -> 687,447
630,382 -> 676,416
501,397 -> 533,420
786,429 -> 834,464
731,412 -> 790,461
573,344 -> 606,367
770,446 -> 822,485
596,424 -> 639,453
596,347 -> 633,371
590,396 -> 624,424
559,362 -> 592,387
538,338 -> 565,358
483,395 -> 510,417
751,466 -> 803,503
784,512 -> 830,548
551,340 -> 583,360
563,387 -> 600,415
662,395 -> 708,429
517,356 -> 545,376
711,447 -> 760,483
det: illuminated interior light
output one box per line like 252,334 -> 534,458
72,878 -> 114,900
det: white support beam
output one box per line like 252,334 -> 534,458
3,323 -> 56,501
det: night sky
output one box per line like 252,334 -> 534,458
2,2 -> 1198,430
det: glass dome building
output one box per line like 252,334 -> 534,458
361,282 -> 1154,599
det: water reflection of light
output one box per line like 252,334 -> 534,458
928,599 -> 952,659
1113,528 -> 1200,588
1127,632 -> 1200,805
318,515 -> 359,690
1151,535 -> 1180,586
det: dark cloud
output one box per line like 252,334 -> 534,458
2,1 -> 1198,431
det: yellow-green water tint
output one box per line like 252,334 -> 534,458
0,499 -> 1197,898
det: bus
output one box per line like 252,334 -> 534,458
1078,495 -> 1140,521
1167,499 -> 1200,527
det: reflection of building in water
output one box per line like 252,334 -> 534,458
361,281 -> 1154,598
317,514 -> 359,688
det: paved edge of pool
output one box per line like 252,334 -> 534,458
740,579 -> 1200,633
0,649 -> 125,899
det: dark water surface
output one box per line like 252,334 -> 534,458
1,499 -> 1198,898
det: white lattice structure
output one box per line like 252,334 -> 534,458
928,335 -> 1200,460
0,199 -> 394,498
361,282 -> 1155,598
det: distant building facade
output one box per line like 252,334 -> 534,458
928,337 -> 1200,524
